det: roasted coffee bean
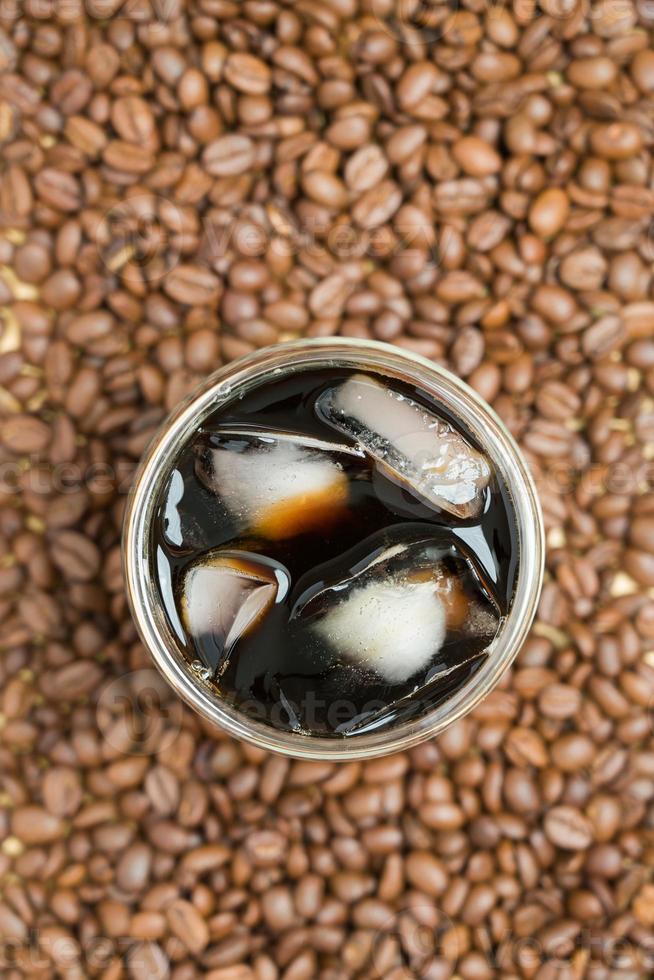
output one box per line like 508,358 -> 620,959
34,168 -> 81,211
203,135 -> 256,176
544,807 -> 594,850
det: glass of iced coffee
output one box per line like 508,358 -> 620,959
123,339 -> 544,760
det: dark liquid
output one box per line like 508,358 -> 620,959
152,366 -> 519,737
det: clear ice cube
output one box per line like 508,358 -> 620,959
292,530 -> 499,685
316,374 -> 491,520
179,550 -> 290,674
195,428 -> 361,540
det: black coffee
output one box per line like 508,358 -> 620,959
153,366 -> 518,737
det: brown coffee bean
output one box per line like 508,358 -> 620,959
538,683 -> 580,719
535,381 -> 581,422
127,940 -> 169,979
144,765 -> 180,817
11,805 -> 65,844
582,315 -> 625,359
544,806 -> 594,849
559,247 -> 607,291
48,661 -> 104,700
590,123 -> 643,160
631,49 -> 654,93
531,285 -> 577,324
166,898 -> 210,955
111,96 -> 156,144
403,851 -> 448,895
224,53 -> 271,95
34,168 -> 81,211
352,180 -> 402,229
50,69 -> 92,114
396,62 -> 439,109
244,829 -> 287,866
309,274 -> 353,318
550,734 -> 595,772
50,530 -> 101,582
624,550 -> 654,586
1,414 -> 50,453
203,135 -> 256,176
43,767 -> 83,817
529,188 -> 570,238
103,141 -> 154,174
567,57 -> 617,89
344,145 -> 388,193
452,136 -> 501,177
164,265 -> 221,306
302,170 -> 348,210
14,242 -> 51,283
472,51 -> 521,82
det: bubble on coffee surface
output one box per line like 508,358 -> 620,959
194,428 -> 360,540
179,550 -> 290,674
316,373 -> 491,520
153,366 -> 518,737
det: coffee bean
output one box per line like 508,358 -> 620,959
103,140 -> 155,174
34,168 -> 81,211
224,53 -> 271,95
624,549 -> 654,586
42,766 -> 83,817
590,123 -> 643,160
203,135 -> 256,176
49,660 -> 104,699
344,144 -> 388,193
111,95 -> 156,144
567,57 -> 617,90
164,265 -> 222,306
631,50 -> 654,94
544,806 -> 594,850
11,805 -> 65,844
396,62 -> 439,109
352,180 -> 402,229
50,530 -> 101,582
166,899 -> 210,955
529,188 -> 570,238
301,170 -> 349,210
559,247 -> 607,291
582,315 -> 625,359
1,414 -> 51,453
452,136 -> 502,177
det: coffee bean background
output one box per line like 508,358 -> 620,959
1,2 -> 654,978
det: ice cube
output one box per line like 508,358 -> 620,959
293,529 -> 500,685
312,578 -> 446,683
195,428 -> 360,540
316,374 -> 491,520
179,550 -> 290,673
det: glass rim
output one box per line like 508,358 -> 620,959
123,338 -> 545,761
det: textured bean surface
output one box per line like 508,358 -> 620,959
1,3 -> 654,979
